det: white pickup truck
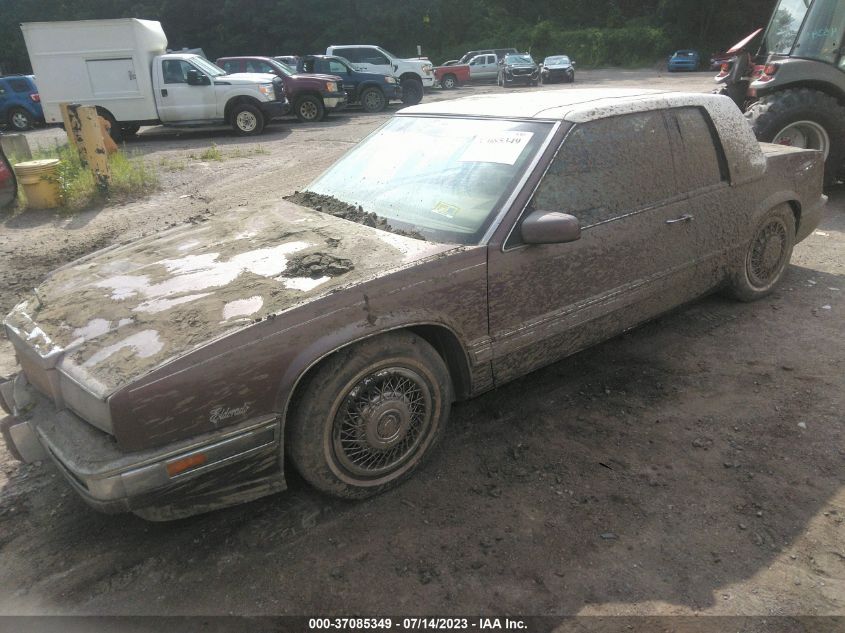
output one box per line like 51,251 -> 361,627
325,44 -> 433,105
21,19 -> 288,138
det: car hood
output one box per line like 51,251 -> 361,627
544,63 -> 571,70
505,64 -> 537,70
220,72 -> 277,84
4,201 -> 456,397
291,72 -> 342,82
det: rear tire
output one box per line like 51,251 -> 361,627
231,103 -> 265,135
360,86 -> 387,112
7,107 -> 33,131
400,78 -> 423,105
95,107 -> 123,143
441,74 -> 457,90
287,332 -> 452,499
745,88 -> 845,186
727,204 -> 795,302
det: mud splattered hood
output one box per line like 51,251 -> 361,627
4,201 -> 455,397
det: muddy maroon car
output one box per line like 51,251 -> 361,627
0,89 -> 825,520
216,56 -> 346,123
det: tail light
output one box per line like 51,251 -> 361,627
757,63 -> 779,83
30,93 -> 40,103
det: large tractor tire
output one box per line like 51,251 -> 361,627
745,88 -> 845,186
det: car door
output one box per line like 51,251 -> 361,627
157,59 -> 218,123
663,106 -> 736,292
468,54 -> 495,80
478,54 -> 498,79
486,110 -> 700,383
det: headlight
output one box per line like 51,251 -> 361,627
422,64 -> 433,73
384,76 -> 397,84
326,81 -> 338,92
59,372 -> 113,434
258,83 -> 273,97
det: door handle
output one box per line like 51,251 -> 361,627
665,214 -> 693,224
161,88 -> 168,97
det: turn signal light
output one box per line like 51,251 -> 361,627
166,452 -> 208,477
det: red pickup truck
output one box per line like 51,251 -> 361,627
434,64 -> 470,90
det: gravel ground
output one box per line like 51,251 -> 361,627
0,69 -> 843,621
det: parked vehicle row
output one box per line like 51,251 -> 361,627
436,51 -> 574,89
298,55 -> 402,112
0,88 -> 826,520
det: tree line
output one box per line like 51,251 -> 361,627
1,0 -> 777,74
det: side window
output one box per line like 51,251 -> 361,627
486,55 -> 496,65
532,111 -> 675,227
363,51 -> 389,65
339,48 -> 363,63
469,56 -> 481,66
220,60 -> 239,74
9,79 -> 29,92
257,62 -> 275,73
666,107 -> 727,190
162,60 -> 191,84
329,60 -> 348,74
246,60 -> 261,73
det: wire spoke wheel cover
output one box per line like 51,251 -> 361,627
746,216 -> 789,288
332,367 -> 433,479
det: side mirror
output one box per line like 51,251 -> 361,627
521,210 -> 581,245
571,60 -> 576,66
186,69 -> 208,86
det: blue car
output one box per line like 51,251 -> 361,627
297,55 -> 402,112
0,75 -> 44,131
667,50 -> 701,72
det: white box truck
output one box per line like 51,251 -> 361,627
21,19 -> 288,138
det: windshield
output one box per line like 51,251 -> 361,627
544,56 -> 570,65
269,59 -> 294,76
763,0 -> 812,54
794,0 -> 845,63
192,56 -> 226,77
505,55 -> 534,64
304,116 -> 553,244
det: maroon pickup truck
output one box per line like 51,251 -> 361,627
216,56 -> 346,122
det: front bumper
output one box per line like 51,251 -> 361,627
321,91 -> 348,110
1,374 -> 284,517
259,99 -> 290,119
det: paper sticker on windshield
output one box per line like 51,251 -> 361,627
459,131 -> 534,165
431,201 -> 460,219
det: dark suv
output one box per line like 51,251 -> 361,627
298,55 -> 402,112
216,57 -> 346,123
0,75 -> 44,131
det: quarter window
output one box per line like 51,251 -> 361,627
532,111 -> 674,227
666,107 -> 726,190
9,79 -> 29,92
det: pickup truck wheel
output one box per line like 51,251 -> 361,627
231,103 -> 265,135
727,204 -> 795,302
746,88 -> 845,186
95,107 -> 123,142
294,95 -> 324,123
287,331 -> 452,499
441,74 -> 457,90
8,108 -> 33,131
360,87 -> 387,112
400,79 -> 423,106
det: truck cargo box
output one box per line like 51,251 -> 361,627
21,19 -> 167,124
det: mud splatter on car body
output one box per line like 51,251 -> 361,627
0,89 -> 826,519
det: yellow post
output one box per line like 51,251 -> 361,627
68,104 -> 111,189
59,103 -> 80,151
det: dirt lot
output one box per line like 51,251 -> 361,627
0,69 -> 843,620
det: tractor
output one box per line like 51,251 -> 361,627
715,0 -> 845,185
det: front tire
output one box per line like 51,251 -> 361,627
231,103 -> 265,135
727,204 -> 795,302
745,88 -> 845,186
294,95 -> 325,123
400,78 -> 423,105
287,332 -> 452,499
360,86 -> 387,112
8,107 -> 33,131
